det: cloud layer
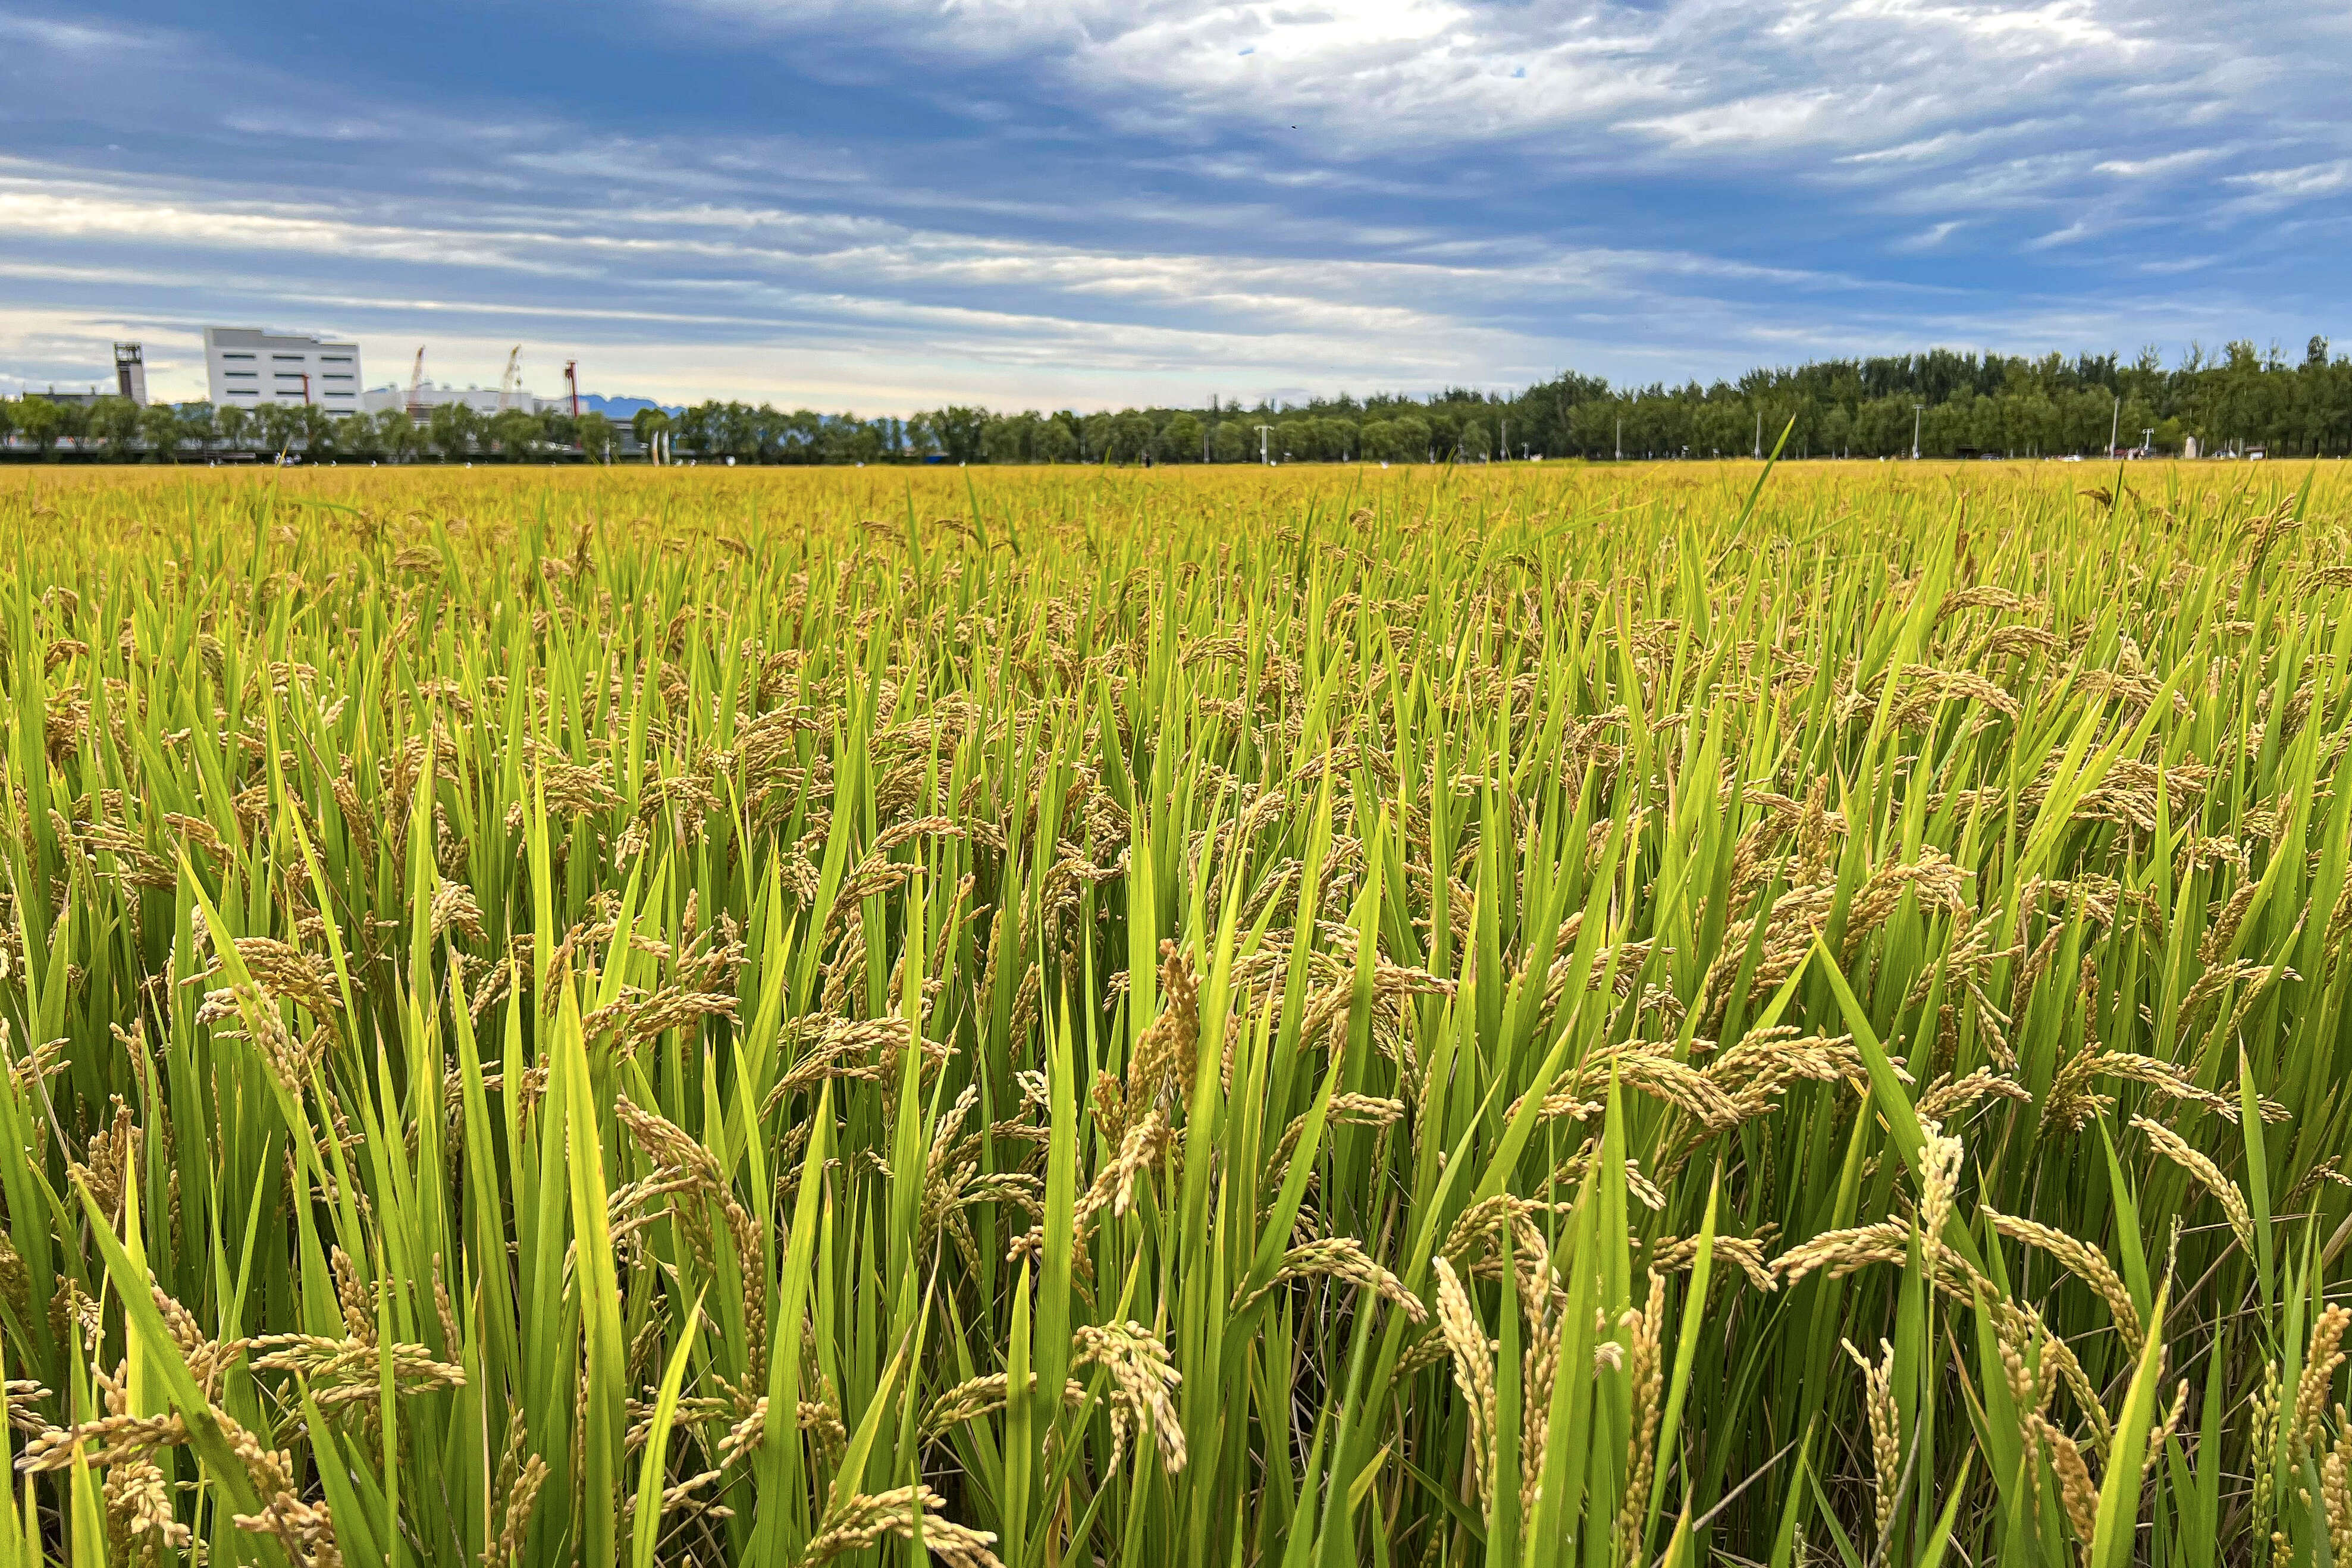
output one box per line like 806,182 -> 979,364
1,0 -> 2344,409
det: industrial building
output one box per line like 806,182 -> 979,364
203,326 -> 363,414
359,382 -> 565,417
359,346 -> 576,419
113,344 -> 147,404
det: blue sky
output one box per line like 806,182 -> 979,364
2,0 -> 2346,412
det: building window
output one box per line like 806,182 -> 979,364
225,372 -> 258,380
321,356 -> 352,364
272,353 -> 306,361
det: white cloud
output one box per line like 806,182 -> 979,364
0,159 -> 1839,402
2095,147 -> 2224,178
2226,159 -> 2351,202
1892,219 -> 1967,250
678,0 -> 2308,174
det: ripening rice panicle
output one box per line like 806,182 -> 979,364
804,1485 -> 1002,1568
3,459 -> 2348,1567
2133,1114 -> 2257,1254
2326,1413 -> 2352,1566
1843,1338 -> 1903,1546
1915,1124 -> 1963,1277
2253,1356 -> 2286,1552
2297,1306 -> 2352,1464
1071,1321 -> 1187,1474
1982,1206 -> 2145,1356
1434,1256 -> 1498,1511
1614,1271 -> 1668,1560
2037,1412 -> 2101,1553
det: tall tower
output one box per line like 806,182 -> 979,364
113,344 -> 147,405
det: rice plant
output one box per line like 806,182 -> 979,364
0,458 -> 2347,1567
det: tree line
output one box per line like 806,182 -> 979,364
7,336 -> 2350,463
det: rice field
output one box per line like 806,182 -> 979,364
0,457 -> 2348,1568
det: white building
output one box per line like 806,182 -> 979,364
203,327 -> 363,416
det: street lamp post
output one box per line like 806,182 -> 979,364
1911,403 -> 1924,461
1255,424 -> 1274,466
2109,394 -> 2120,458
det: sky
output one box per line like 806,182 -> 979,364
1,0 -> 2347,413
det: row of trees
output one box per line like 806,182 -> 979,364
1522,339 -> 2352,460
11,337 -> 2352,463
0,396 -> 626,463
648,338 -> 2352,465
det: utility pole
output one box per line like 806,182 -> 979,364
1753,410 -> 1761,461
1614,416 -> 1622,462
1256,424 -> 1274,465
2141,427 -> 2154,457
1911,403 -> 1924,460
1500,418 -> 1507,461
2108,394 -> 2121,457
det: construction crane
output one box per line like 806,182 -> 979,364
563,360 -> 580,418
404,347 -> 427,422
497,346 -> 522,412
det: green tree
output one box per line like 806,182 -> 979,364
15,398 -> 71,459
1391,415 -> 1431,462
1209,421 -> 1246,463
928,406 -> 990,464
1080,412 -> 1115,462
337,412 -> 384,462
90,396 -> 140,460
1159,412 -> 1203,463
429,402 -> 481,462
1108,412 -> 1155,463
1038,419 -> 1078,463
576,411 -> 617,463
631,406 -> 672,460
253,403 -> 294,458
137,402 -> 183,461
368,409 -> 416,462
487,408 -> 540,461
175,403 -> 217,457
215,403 -> 252,455
983,413 -> 1030,465
288,403 -> 334,457
1819,403 -> 1852,457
